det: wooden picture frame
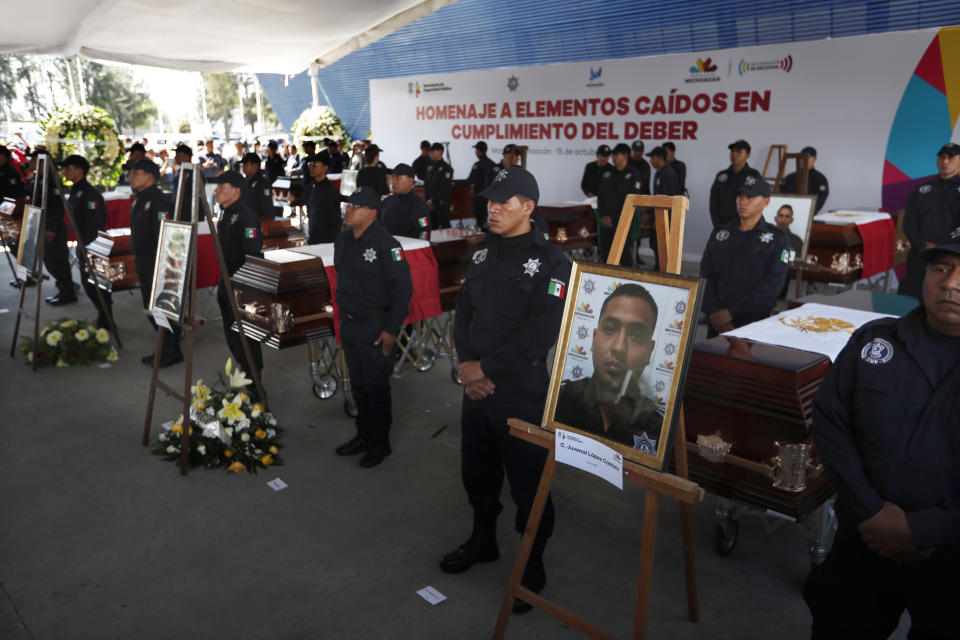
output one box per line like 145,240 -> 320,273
762,194 -> 817,262
16,205 -> 43,277
542,261 -> 702,470
149,220 -> 193,321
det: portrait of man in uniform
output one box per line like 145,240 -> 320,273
761,194 -> 817,262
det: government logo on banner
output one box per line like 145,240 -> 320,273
686,57 -> 720,83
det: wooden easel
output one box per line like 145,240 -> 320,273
493,195 -> 704,640
140,164 -> 268,475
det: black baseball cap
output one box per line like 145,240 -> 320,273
479,167 -> 539,204
241,152 -> 261,165
306,151 -> 332,166
346,186 -> 381,210
473,141 -> 488,152
60,154 -> 90,172
612,143 -> 631,155
127,157 -> 160,178
420,140 -> 431,149
801,146 -> 817,157
128,142 -> 146,153
735,176 -> 771,197
921,241 -> 960,262
366,144 -> 383,154
208,170 -> 245,188
631,140 -> 645,153
662,141 -> 676,152
728,139 -> 751,153
429,142 -> 444,152
937,142 -> 960,157
647,146 -> 667,159
302,140 -> 316,149
393,163 -> 415,177
174,143 -> 193,156
596,144 -> 611,156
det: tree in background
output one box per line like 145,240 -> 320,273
80,61 -> 157,134
241,75 -> 280,135
200,72 -> 238,140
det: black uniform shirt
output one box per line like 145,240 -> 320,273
709,163 -> 763,228
424,159 -> 453,205
781,167 -> 830,213
454,229 -> 571,393
630,157 -> 652,195
555,377 -> 664,452
0,162 -> 26,200
333,220 -> 413,337
245,171 -> 276,219
812,307 -> 960,549
129,183 -> 173,258
580,160 -> 608,197
699,216 -> 789,327
327,152 -> 344,174
379,191 -> 430,237
899,174 -> 960,298
468,155 -> 496,192
653,163 -> 681,196
217,197 -> 262,277
357,165 -> 390,196
307,178 -> 342,244
412,154 -> 431,181
597,165 -> 641,224
670,159 -> 687,193
264,155 -> 285,183
34,172 -> 67,234
68,178 -> 107,245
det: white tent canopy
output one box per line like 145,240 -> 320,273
1,0 -> 457,73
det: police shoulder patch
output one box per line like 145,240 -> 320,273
918,184 -> 932,195
472,248 -> 488,264
860,338 -> 894,365
715,229 -> 730,242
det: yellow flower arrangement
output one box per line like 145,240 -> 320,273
217,396 -> 245,424
269,446 -> 279,455
75,329 -> 89,342
255,429 -> 266,439
261,454 -> 274,466
228,461 -> 246,473
46,330 -> 63,346
95,328 -> 110,344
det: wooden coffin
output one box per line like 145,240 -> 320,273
791,223 -> 863,284
86,228 -> 138,291
427,228 -> 486,311
535,204 -> 597,251
681,336 -> 834,520
230,248 -> 333,349
260,217 -> 306,251
0,197 -> 24,241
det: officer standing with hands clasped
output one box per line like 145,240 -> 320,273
700,176 -> 789,336
424,142 -> 454,229
709,139 -> 763,228
440,167 -> 571,615
580,144 -> 611,198
333,186 -> 413,468
467,141 -> 496,229
208,170 -> 264,389
804,241 -> 960,638
28,150 -> 77,305
379,163 -> 431,237
596,143 -> 642,266
305,150 -> 342,244
240,151 -> 276,219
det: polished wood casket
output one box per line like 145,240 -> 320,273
426,228 -> 486,310
86,228 -> 139,291
0,197 -> 25,241
681,336 -> 833,520
230,248 -> 333,349
535,204 -> 596,251
260,217 -> 306,251
791,223 -> 864,284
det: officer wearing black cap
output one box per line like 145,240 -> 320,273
380,163 -> 430,237
412,140 -> 431,181
629,140 -> 652,195
24,151 -> 76,305
325,139 -> 345,174
333,186 -> 413,468
709,139 -> 763,228
440,166 -> 571,615
127,157 -> 182,367
780,146 -> 830,213
263,140 -> 285,183
647,146 -> 682,268
467,141 -> 496,229
596,142 -> 643,265
61,155 -> 111,325
424,142 -> 454,229
358,144 -> 390,197
805,240 -> 960,638
700,176 -> 789,336
580,144 -> 611,198
306,150 -> 342,244
299,140 -> 317,202
662,142 -> 687,194
208,170 -> 264,383
492,144 -> 520,178
171,144 -> 202,221
898,143 -> 960,300
118,142 -> 146,186
238,152 -> 275,219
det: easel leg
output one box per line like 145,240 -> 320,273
178,326 -> 195,475
632,488 -> 661,640
31,265 -> 43,372
492,453 -> 557,639
141,329 -> 166,446
8,275 -> 28,358
673,412 -> 699,622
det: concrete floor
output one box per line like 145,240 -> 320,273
0,255 -> 909,640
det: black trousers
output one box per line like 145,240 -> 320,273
136,254 -> 181,355
76,245 -> 112,321
473,196 -> 488,230
803,531 -> 959,639
43,225 -> 74,295
430,201 -> 451,229
460,391 -> 554,538
217,282 -> 263,377
340,316 -> 395,445
597,222 -> 636,267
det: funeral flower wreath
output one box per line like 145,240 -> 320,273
291,105 -> 351,152
40,104 -> 124,188
153,359 -> 283,474
18,317 -> 118,367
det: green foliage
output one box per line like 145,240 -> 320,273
241,77 -> 280,134
39,104 -> 124,188
201,72 -> 239,139
19,317 -> 117,367
292,106 -> 351,154
81,61 -> 157,133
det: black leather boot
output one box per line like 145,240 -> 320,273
439,506 -> 502,574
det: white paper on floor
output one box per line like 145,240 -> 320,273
266,477 -> 288,491
416,586 -> 447,605
98,363 -> 112,368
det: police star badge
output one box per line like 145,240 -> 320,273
717,173 -> 728,183
363,248 -> 377,262
472,248 -> 488,264
633,433 -> 657,454
494,169 -> 508,183
715,229 -> 730,241
760,231 -> 773,243
861,338 -> 894,365
918,184 -> 932,194
745,176 -> 757,186
522,257 -> 541,277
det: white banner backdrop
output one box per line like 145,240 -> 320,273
370,28 -> 938,258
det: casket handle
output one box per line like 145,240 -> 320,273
765,441 -> 823,493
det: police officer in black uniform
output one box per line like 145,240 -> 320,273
491,143 -> 520,180
61,155 -> 111,326
663,141 -> 687,194
709,139 -> 763,228
898,143 -> 960,300
700,177 -> 789,336
424,142 -> 453,229
263,141 -> 285,183
333,187 -> 413,468
412,140 -> 431,181
357,144 -> 390,197
580,144 -> 611,198
629,140 -> 651,195
299,140 -> 317,203
780,146 -> 830,213
127,158 -> 183,367
118,142 -> 146,186
596,143 -> 642,266
440,167 -> 571,615
0,145 -> 30,287
27,151 -> 76,305
467,141 -> 496,229
208,170 -> 264,384
325,139 -> 344,174
805,241 -> 960,638
239,152 -> 276,219
647,146 -> 682,269
306,150 -> 342,244
380,163 -> 430,237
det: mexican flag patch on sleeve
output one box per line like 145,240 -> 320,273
418,216 -> 430,228
391,247 -> 404,261
780,249 -> 789,263
547,278 -> 566,298
87,200 -> 96,210
245,228 -> 258,238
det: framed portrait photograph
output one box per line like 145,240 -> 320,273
16,205 -> 43,276
149,220 -> 194,321
543,262 -> 703,471
339,169 -> 358,216
761,195 -> 816,262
